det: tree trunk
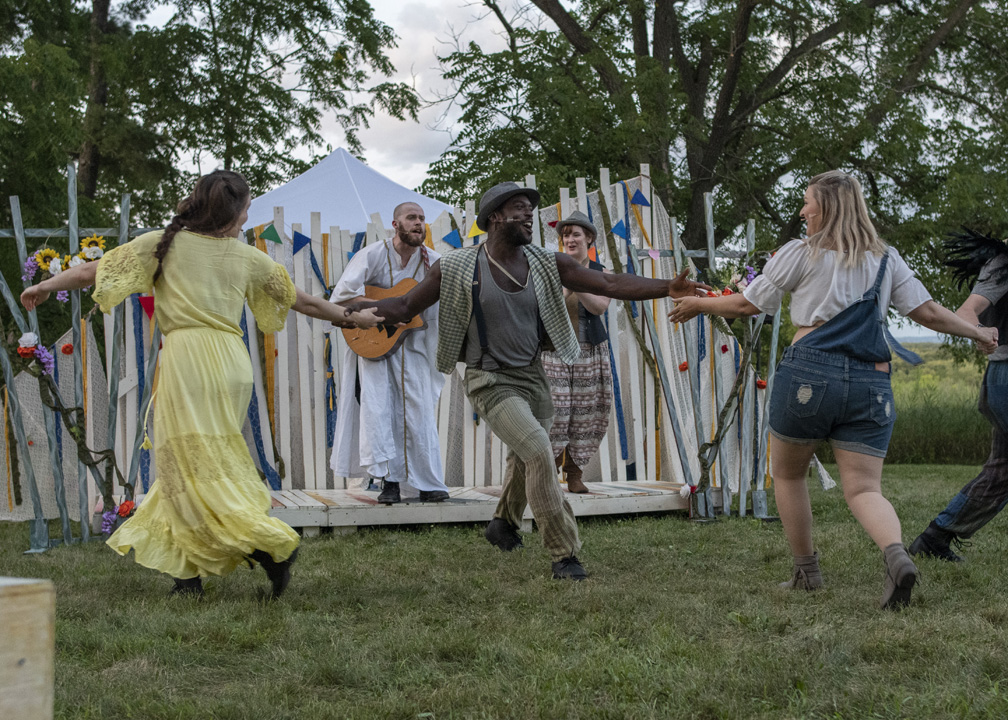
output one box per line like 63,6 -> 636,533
78,0 -> 111,200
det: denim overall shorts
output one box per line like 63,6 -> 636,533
769,251 -> 922,457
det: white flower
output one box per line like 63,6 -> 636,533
68,255 -> 85,268
679,484 -> 694,499
47,257 -> 63,275
82,246 -> 103,260
19,332 -> 39,348
737,278 -> 748,290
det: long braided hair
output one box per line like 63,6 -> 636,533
152,170 -> 251,284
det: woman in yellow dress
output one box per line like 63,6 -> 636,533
22,170 -> 373,599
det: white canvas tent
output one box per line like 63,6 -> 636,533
246,147 -> 451,233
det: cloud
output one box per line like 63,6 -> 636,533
319,0 -> 521,191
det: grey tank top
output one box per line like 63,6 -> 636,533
464,249 -> 541,370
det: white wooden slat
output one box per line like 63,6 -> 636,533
463,389 -> 476,488
525,174 -> 541,248
273,207 -> 292,490
474,418 -> 487,488
640,166 -> 658,483
310,213 -> 327,490
291,222 -> 316,490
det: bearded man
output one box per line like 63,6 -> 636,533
330,202 -> 451,503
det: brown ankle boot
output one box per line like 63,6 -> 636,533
779,552 -> 823,591
880,543 -> 917,610
563,454 -> 589,494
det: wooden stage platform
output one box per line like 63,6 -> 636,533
268,482 -> 692,535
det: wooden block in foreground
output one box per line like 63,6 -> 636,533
0,577 -> 55,720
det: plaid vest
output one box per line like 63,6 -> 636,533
436,244 -> 580,373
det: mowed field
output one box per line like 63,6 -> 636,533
2,343 -> 1005,719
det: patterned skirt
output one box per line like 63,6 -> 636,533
541,340 -> 612,468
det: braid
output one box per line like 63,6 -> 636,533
152,170 -> 251,284
152,215 -> 185,284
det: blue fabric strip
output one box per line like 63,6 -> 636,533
132,296 -> 150,491
239,312 -> 282,490
605,310 -> 629,461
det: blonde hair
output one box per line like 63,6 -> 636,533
806,170 -> 886,267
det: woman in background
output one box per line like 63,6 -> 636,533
668,170 -> 997,609
541,211 -> 612,493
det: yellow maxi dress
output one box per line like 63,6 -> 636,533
95,229 -> 300,579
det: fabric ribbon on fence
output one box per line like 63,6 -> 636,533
3,388 -> 11,512
324,335 -> 338,451
132,296 -> 151,491
605,308 -> 629,461
617,182 -> 639,319
734,340 -> 743,441
239,312 -> 282,490
52,346 -> 63,465
292,231 -> 329,292
348,231 -> 366,261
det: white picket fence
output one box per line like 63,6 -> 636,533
0,166 -> 776,535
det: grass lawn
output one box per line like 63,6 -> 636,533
3,465 -> 1008,719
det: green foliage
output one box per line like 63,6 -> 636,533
426,0 -> 1008,275
0,0 -> 417,226
4,473 -> 1008,718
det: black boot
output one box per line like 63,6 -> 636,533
484,517 -> 523,551
377,480 -> 401,504
251,548 -> 299,599
169,576 -> 204,599
909,521 -> 964,562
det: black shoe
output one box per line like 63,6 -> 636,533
418,490 -> 450,503
909,521 -> 963,562
377,480 -> 401,504
484,517 -> 523,551
551,555 -> 588,581
169,576 -> 204,598
251,548 -> 299,599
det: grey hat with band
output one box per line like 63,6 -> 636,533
476,181 -> 541,230
555,210 -> 597,240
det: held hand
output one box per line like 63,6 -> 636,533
20,285 -> 50,311
667,269 -> 711,299
976,326 -> 999,355
667,296 -> 704,324
344,306 -> 384,329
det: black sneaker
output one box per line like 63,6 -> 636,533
169,576 -> 204,599
552,556 -> 588,581
418,490 -> 450,503
484,517 -> 523,551
909,522 -> 963,562
377,480 -> 401,504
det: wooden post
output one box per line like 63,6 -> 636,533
0,577 -> 54,720
292,221 -> 316,490
273,207 -> 292,489
738,219 -> 756,516
11,195 -> 71,542
310,213 -> 327,490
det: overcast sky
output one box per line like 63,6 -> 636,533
325,0 -> 515,191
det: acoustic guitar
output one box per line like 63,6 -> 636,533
341,278 -> 426,360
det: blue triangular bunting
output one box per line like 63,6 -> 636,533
292,231 -> 311,254
442,229 -> 462,249
611,219 -> 629,239
630,189 -> 651,207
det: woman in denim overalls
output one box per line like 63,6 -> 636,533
669,171 -> 997,609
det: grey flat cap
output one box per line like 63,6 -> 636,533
476,181 -> 541,231
556,210 -> 597,240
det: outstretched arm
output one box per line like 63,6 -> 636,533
292,288 -> 383,328
344,260 -> 443,324
20,262 -> 99,311
667,293 -> 761,324
907,299 -> 998,353
555,252 -> 709,301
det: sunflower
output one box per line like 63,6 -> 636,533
35,248 -> 59,266
81,234 -> 105,250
